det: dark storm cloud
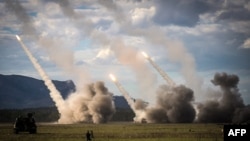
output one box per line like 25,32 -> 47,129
212,1 -> 250,48
217,0 -> 250,22
152,0 -> 219,27
218,8 -> 250,22
152,0 -> 250,27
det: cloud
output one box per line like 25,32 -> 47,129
4,0 -> 37,36
217,0 -> 250,22
152,0 -> 217,27
130,6 -> 155,26
150,0 -> 250,33
39,55 -> 50,62
163,23 -> 222,37
96,47 -> 112,59
245,1 -> 250,11
242,38 -> 250,49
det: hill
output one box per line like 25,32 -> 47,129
0,74 -> 130,109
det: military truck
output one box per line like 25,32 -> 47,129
13,113 -> 37,134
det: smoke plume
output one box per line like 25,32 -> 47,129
60,81 -> 115,124
145,85 -> 196,123
196,72 -> 250,123
142,51 -> 175,86
110,39 -> 157,100
109,73 -> 147,122
16,35 -> 66,119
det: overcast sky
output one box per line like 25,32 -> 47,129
0,0 -> 249,104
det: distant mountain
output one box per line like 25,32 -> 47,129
0,74 -> 129,109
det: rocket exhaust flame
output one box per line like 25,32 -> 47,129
16,35 -> 21,41
141,51 -> 149,58
109,73 -> 117,82
15,35 -> 66,122
141,51 -> 176,86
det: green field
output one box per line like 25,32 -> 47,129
0,122 -> 224,141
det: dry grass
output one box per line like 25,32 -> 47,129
0,122 -> 224,141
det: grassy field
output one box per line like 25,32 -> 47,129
0,122 -> 224,141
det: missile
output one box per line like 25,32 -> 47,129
109,73 -> 117,82
16,35 -> 21,41
141,51 -> 176,86
141,51 -> 149,58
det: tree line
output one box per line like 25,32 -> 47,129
0,107 -> 134,123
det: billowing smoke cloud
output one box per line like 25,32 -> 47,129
145,85 -> 196,123
138,72 -> 249,124
89,81 -> 116,123
134,99 -> 148,110
196,72 -> 250,123
109,76 -> 196,123
60,81 -> 115,124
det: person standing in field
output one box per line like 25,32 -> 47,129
86,130 -> 91,141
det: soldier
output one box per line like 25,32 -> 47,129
86,130 -> 91,141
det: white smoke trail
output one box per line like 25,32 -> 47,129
15,35 -> 67,122
141,51 -> 175,86
109,74 -> 135,111
109,73 -> 146,122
